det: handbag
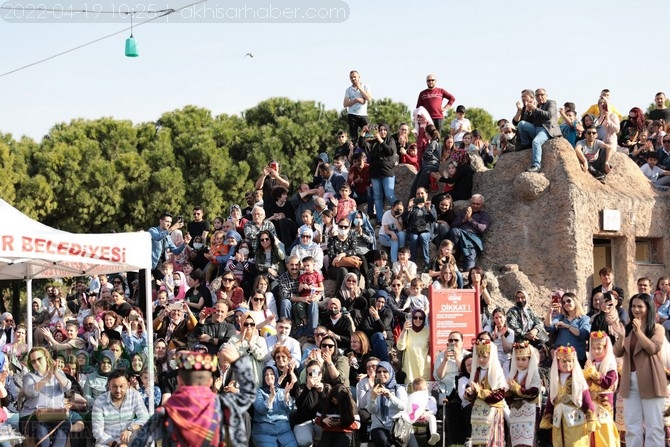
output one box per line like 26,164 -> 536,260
34,407 -> 69,423
332,256 -> 362,269
391,414 -> 413,447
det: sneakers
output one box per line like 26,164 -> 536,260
527,165 -> 540,173
428,433 -> 441,445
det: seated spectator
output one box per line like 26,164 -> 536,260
277,256 -> 319,334
428,239 -> 463,288
227,312 -> 269,387
378,200 -> 406,263
392,247 -> 417,289
432,263 -> 458,290
559,106 -> 581,148
265,186 -> 299,248
153,302 -> 197,349
507,290 -> 549,346
37,321 -> 85,357
430,193 -> 457,248
343,331 -> 372,389
432,155 -> 474,202
404,187 -> 437,271
20,347 -> 72,447
292,360 -> 330,447
84,349 -> 116,407
355,357 -> 379,443
315,335 -> 349,388
92,369 -> 149,447
347,152 -> 374,217
314,162 -> 346,200
315,384 -> 360,446
194,300 -> 236,355
640,152 -> 670,190
512,88 -> 562,172
272,345 -> 298,393
629,129 -> 655,166
448,194 -> 490,271
248,291 -> 277,337
214,272 -> 246,310
337,272 -> 367,311
321,298 -> 354,351
184,268 -> 213,312
409,124 -> 442,199
327,218 -> 364,290
618,107 -> 646,152
575,124 -> 613,183
366,361 -> 414,447
333,184 -> 357,223
400,143 -> 420,171
244,206 -> 278,253
290,227 -> 324,273
368,250 -> 392,294
202,230 -> 236,283
254,230 -> 286,289
265,318 -> 301,367
353,295 -> 393,361
298,209 -> 323,245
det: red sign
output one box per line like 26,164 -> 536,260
429,287 -> 480,361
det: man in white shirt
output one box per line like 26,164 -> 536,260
343,70 -> 372,140
575,124 -> 612,183
265,317 -> 302,366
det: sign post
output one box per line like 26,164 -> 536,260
429,287 -> 481,362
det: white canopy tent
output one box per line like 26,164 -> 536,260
0,199 -> 156,409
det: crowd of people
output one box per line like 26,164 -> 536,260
1,72 -> 670,447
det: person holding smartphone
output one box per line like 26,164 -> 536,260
293,360 -> 330,446
403,188 -> 437,272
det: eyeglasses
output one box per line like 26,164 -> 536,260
253,298 -> 265,302
413,316 -> 425,321
338,225 -> 349,229
4,319 -> 13,323
321,343 -> 335,349
562,299 -> 573,304
586,131 -> 597,135
301,235 -> 311,239
367,364 -> 379,369
243,322 -> 256,328
391,283 -> 402,287
314,332 -> 327,337
260,238 -> 270,242
448,338 -> 461,342
30,356 -> 45,364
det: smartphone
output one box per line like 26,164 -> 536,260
129,314 -> 139,322
379,266 -> 389,273
270,162 -> 279,171
374,377 -> 382,387
447,342 -> 455,353
405,313 -> 412,323
414,197 -> 425,205
202,307 -> 216,317
369,297 -> 377,308
177,215 -> 183,223
551,294 -> 560,305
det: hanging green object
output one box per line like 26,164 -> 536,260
125,35 -> 138,57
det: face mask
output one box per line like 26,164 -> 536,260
338,228 -> 348,236
329,308 -> 340,316
193,243 -> 203,250
174,280 -> 182,287
353,218 -> 362,227
505,133 -> 515,141
394,210 -> 402,216
517,300 -> 526,308
239,248 -> 249,256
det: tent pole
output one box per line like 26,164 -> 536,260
27,279 -> 33,348
143,268 -> 155,414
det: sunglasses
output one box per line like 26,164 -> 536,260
223,278 -> 235,282
338,225 -> 350,230
260,238 -> 270,242
448,338 -> 460,342
243,322 -> 256,328
253,298 -> 265,302
4,319 -> 13,323
391,283 -> 402,287
586,131 -> 597,135
413,316 -> 425,321
321,344 -> 335,349
562,299 -> 573,304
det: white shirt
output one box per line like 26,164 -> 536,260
345,84 -> 370,116
379,209 -> 401,237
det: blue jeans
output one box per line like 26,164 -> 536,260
371,176 -> 397,219
409,232 -> 431,265
370,332 -> 389,361
378,231 -> 406,262
517,120 -> 550,168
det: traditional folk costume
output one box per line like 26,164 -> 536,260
583,331 -> 620,447
540,346 -> 596,447
466,340 -> 507,447
505,341 -> 541,447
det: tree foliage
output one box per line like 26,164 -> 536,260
0,98 -> 497,233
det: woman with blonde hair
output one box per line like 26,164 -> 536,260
545,291 -> 591,365
432,263 -> 458,290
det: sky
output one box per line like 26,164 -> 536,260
0,0 -> 667,141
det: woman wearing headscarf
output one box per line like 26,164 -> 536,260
171,270 -> 189,301
227,312 -> 268,387
337,272 -> 366,311
290,227 -> 324,272
20,347 -> 71,447
82,349 -> 115,408
396,309 -> 431,387
366,360 -> 414,447
361,122 -> 397,220
252,365 -> 298,447
412,106 -> 434,159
